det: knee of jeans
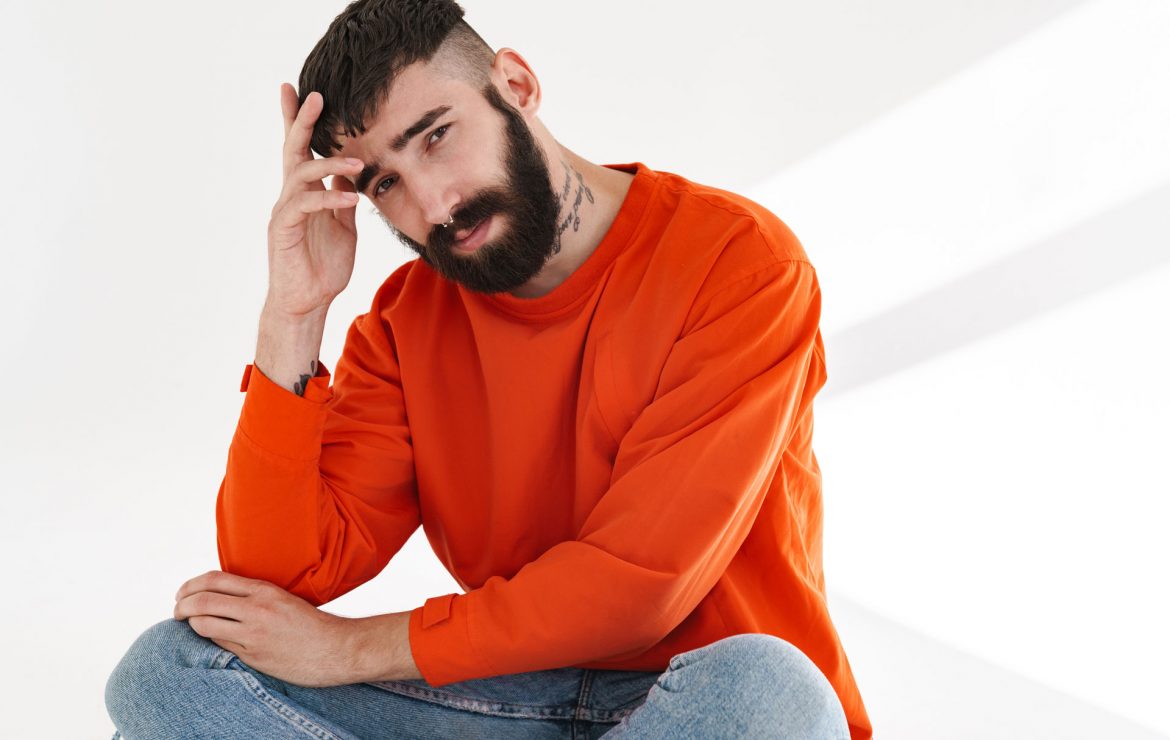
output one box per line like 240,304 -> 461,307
682,633 -> 846,732
105,618 -> 231,722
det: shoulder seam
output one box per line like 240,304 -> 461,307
659,181 -> 800,262
690,257 -> 815,320
658,180 -> 760,222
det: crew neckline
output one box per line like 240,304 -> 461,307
474,161 -> 659,320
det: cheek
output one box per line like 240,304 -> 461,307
378,204 -> 427,245
453,128 -> 508,185
381,214 -> 426,248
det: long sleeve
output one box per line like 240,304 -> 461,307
215,303 -> 420,606
408,257 -> 827,685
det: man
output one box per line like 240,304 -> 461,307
105,1 -> 872,737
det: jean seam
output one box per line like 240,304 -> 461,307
574,670 -> 594,721
571,669 -> 592,739
572,670 -> 647,724
210,648 -> 237,670
367,680 -> 576,720
232,669 -> 348,739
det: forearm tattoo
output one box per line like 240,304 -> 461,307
293,359 -> 318,397
552,159 -> 594,255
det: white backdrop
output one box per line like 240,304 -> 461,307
1,1 -> 1167,737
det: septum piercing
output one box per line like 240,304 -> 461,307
440,216 -> 455,229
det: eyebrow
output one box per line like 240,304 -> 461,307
354,105 -> 452,195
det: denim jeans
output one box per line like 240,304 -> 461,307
105,618 -> 850,738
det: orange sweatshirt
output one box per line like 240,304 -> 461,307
216,162 -> 871,738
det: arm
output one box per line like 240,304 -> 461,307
214,82 -> 417,603
407,257 -> 827,686
216,291 -> 421,607
177,296 -> 423,686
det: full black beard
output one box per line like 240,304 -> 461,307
387,84 -> 561,294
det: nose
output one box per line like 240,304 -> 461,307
409,172 -> 460,230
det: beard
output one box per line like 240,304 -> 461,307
382,84 -> 561,295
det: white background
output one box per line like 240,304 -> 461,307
1,1 -> 1167,737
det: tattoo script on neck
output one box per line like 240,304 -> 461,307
552,160 -> 595,255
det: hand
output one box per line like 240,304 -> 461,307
265,83 -> 363,319
173,570 -> 355,688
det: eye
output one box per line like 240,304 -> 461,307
373,174 -> 397,197
427,124 -> 450,147
373,125 -> 449,198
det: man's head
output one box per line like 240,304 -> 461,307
298,0 -> 562,294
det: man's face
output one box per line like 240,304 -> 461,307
337,62 -> 560,294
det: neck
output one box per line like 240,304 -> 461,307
508,146 -> 634,299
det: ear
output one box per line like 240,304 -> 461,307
490,48 -> 541,116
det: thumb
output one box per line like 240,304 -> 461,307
329,174 -> 359,232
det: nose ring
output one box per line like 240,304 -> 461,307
441,216 -> 454,229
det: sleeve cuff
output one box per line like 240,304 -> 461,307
237,361 -> 334,462
408,592 -> 492,687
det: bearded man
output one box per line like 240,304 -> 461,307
106,1 -> 872,737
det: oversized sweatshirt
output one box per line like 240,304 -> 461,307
216,162 -> 872,738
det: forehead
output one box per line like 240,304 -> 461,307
336,62 -> 475,160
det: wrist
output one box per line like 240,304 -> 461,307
254,304 -> 330,395
260,302 -> 329,330
342,611 -> 422,684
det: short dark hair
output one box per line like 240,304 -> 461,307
298,0 -> 495,158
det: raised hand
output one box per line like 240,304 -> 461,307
265,83 -> 364,319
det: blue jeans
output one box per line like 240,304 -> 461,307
106,618 -> 850,738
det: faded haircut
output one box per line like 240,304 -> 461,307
297,0 -> 496,158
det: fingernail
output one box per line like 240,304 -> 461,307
345,158 -> 362,166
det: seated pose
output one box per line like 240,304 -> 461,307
106,1 -> 872,737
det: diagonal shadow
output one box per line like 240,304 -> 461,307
822,181 -> 1170,398
828,592 -> 1170,738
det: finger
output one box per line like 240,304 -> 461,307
175,590 -> 250,622
273,157 -> 361,217
290,188 -> 360,217
175,570 -> 262,602
210,635 -> 248,657
288,155 -> 362,194
188,614 -> 248,648
283,90 -> 323,179
280,84 -> 304,180
269,188 -> 359,246
330,172 -> 359,229
280,82 -> 298,139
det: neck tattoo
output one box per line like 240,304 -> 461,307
551,159 -> 595,255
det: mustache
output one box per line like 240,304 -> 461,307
427,188 -> 515,252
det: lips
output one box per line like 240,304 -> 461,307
453,219 -> 483,242
452,215 -> 491,253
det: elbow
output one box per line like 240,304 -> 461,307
214,479 -> 328,605
215,528 -> 326,606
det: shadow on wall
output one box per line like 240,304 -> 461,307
512,0 -> 1089,190
823,180 -> 1170,397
